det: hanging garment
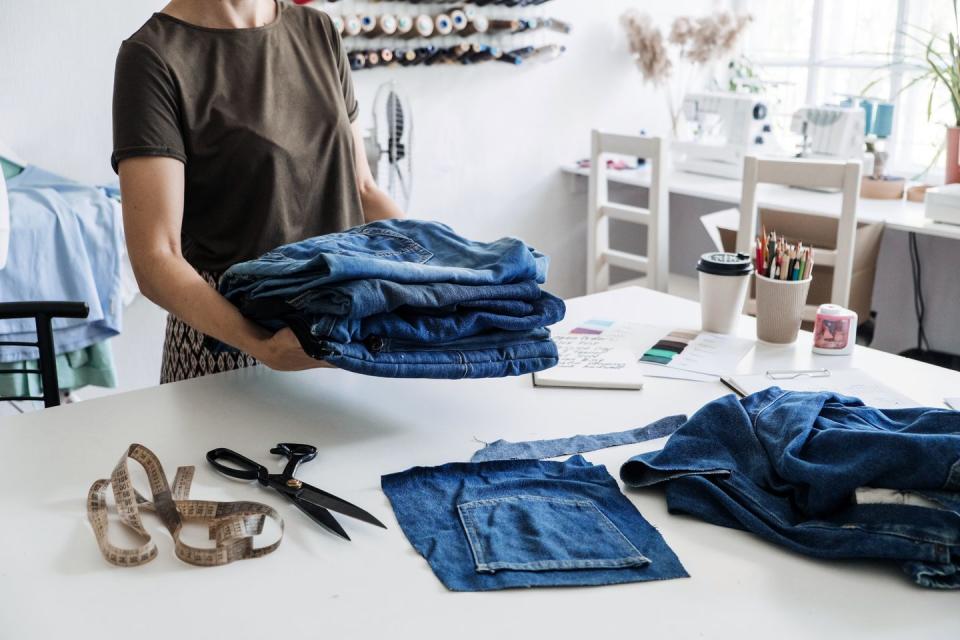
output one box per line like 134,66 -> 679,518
0,341 -> 117,397
217,220 -> 564,379
0,166 -> 125,362
621,388 -> 960,589
381,455 -> 688,591
471,415 -> 688,462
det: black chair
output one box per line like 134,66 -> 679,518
0,301 -> 90,408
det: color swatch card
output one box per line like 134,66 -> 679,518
639,329 -> 755,378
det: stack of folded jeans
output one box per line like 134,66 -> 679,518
218,220 -> 565,379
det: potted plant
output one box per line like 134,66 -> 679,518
902,0 -> 960,182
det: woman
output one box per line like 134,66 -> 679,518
112,0 -> 403,383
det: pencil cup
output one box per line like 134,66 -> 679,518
754,274 -> 812,344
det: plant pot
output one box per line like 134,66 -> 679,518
860,176 -> 905,200
946,126 -> 960,184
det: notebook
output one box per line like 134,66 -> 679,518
533,319 -> 646,390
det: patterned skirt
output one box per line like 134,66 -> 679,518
159,271 -> 259,384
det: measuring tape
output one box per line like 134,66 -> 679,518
87,444 -> 284,567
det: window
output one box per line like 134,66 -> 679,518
733,0 -> 954,176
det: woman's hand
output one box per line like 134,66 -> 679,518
252,327 -> 334,372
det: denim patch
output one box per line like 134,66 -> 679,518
458,495 -> 649,572
381,455 -> 688,591
471,415 -> 687,462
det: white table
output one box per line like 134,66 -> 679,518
562,164 -> 960,241
1,287 -> 957,639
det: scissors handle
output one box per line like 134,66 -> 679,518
206,448 -> 269,484
270,443 -> 317,479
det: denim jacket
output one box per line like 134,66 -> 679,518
621,388 -> 960,589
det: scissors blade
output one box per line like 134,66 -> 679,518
296,483 -> 387,529
290,496 -> 351,541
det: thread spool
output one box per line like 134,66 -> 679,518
404,14 -> 434,39
812,304 -> 857,355
488,19 -> 519,33
449,10 -> 468,32
367,14 -> 398,37
360,15 -> 377,36
344,16 -> 362,37
434,13 -> 454,36
461,16 -> 488,35
331,15 -> 344,35
396,15 -> 414,36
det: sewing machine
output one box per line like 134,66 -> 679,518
790,105 -> 866,161
672,92 -> 774,180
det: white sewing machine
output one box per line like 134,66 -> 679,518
790,105 -> 866,161
672,92 -> 774,179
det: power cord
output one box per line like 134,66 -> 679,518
908,231 -> 930,352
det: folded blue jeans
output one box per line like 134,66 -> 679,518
621,388 -> 960,589
242,284 -> 566,345
382,455 -> 688,591
216,221 -> 564,379
316,329 -> 559,379
220,220 -> 550,303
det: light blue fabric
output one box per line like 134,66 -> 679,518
0,166 -> 123,362
471,415 -> 688,462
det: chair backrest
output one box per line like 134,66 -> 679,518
735,156 -> 862,309
0,301 -> 89,408
587,131 -> 668,294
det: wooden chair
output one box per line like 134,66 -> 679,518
735,156 -> 862,321
587,131 -> 669,294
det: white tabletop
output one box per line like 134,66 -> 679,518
562,164 -> 960,241
1,287 -> 958,639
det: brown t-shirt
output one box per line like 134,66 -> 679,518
111,2 -> 365,272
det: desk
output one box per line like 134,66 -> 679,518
561,164 -> 960,241
1,288 -> 957,639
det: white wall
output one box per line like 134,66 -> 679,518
0,0 -> 714,298
0,0 -> 714,397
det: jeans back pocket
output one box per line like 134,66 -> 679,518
457,494 -> 649,573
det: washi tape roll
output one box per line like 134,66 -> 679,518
812,304 -> 857,355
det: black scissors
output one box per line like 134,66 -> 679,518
206,443 -> 386,540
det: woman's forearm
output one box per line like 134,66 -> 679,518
360,182 -> 405,222
134,251 -> 271,356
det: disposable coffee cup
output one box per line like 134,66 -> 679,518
697,252 -> 753,334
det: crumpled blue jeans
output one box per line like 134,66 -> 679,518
621,388 -> 960,589
382,455 -> 688,591
217,220 -> 564,379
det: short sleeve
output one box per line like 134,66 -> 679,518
111,40 -> 186,173
325,15 -> 359,122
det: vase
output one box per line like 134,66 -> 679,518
946,126 -> 960,184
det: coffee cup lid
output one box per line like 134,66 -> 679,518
697,252 -> 753,276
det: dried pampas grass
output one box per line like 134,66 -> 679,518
620,9 -> 672,84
